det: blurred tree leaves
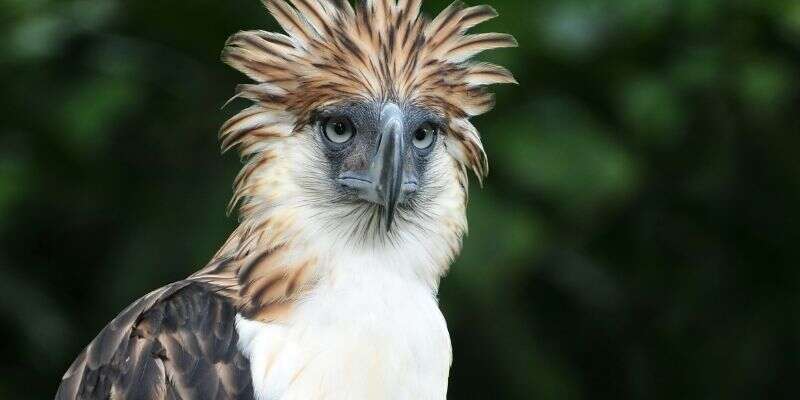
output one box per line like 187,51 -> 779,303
619,75 -> 686,147
4,0 -> 118,62
0,156 -> 29,222
494,97 -> 640,221
57,76 -> 141,155
738,56 -> 795,118
456,189 -> 548,298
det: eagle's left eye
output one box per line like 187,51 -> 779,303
413,123 -> 437,149
323,117 -> 355,144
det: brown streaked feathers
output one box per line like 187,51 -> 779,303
56,1 -> 515,398
222,0 -> 517,181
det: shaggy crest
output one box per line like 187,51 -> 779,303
221,0 -> 517,182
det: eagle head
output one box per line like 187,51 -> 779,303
220,0 -> 516,271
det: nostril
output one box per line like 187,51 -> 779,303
401,181 -> 418,194
337,171 -> 384,204
338,172 -> 372,184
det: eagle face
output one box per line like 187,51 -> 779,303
314,100 -> 443,229
221,0 -> 517,258
287,99 -> 462,252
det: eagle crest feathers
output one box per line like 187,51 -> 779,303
221,0 -> 517,181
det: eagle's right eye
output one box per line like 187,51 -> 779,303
412,123 -> 437,150
323,117 -> 355,144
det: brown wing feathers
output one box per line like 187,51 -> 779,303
56,282 -> 254,400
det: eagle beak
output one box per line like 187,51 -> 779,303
371,103 -> 406,230
336,103 -> 409,230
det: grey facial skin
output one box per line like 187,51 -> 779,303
315,101 -> 440,230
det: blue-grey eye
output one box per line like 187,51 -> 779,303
323,117 -> 355,144
413,123 -> 437,149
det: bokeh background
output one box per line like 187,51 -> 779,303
1,0 -> 799,398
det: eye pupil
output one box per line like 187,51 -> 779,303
323,117 -> 354,144
412,123 -> 437,150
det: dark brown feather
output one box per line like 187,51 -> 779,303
55,282 -> 254,400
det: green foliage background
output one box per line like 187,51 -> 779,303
1,0 -> 799,398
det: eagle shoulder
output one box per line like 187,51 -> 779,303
55,281 -> 254,400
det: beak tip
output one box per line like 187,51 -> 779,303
384,206 -> 396,231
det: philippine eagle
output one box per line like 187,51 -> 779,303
56,0 -> 516,398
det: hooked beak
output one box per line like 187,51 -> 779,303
337,103 -> 407,230
371,103 -> 406,230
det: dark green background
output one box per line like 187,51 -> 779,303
2,0 -> 799,398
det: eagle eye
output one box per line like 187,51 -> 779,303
323,116 -> 355,144
412,123 -> 437,150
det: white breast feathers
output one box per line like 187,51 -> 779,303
236,253 -> 453,400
